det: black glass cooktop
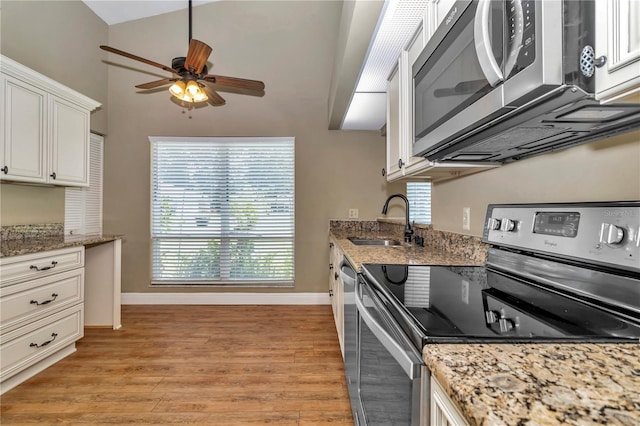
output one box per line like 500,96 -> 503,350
361,264 -> 640,346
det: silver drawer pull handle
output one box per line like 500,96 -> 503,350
30,261 -> 58,271
30,333 -> 58,348
30,293 -> 59,306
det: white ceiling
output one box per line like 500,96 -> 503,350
83,0 -> 219,26
84,0 -> 426,131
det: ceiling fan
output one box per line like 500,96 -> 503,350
99,0 -> 264,107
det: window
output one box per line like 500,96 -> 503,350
407,181 -> 431,224
150,136 -> 295,286
65,133 -> 103,236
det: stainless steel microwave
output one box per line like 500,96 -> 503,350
412,0 -> 640,163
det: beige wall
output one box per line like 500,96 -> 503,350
0,0 -> 108,226
103,1 -> 403,294
432,130 -> 640,236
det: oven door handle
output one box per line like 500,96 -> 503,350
355,291 -> 422,379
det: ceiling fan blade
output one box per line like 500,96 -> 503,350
100,45 -> 179,74
203,75 -> 265,92
135,78 -> 179,89
202,85 -> 226,106
185,39 -> 212,74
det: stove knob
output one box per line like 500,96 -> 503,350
500,218 -> 517,232
600,223 -> 625,245
488,218 -> 502,231
498,317 -> 516,333
485,310 -> 500,324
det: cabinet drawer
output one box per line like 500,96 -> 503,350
0,304 -> 83,381
0,246 -> 84,286
1,269 -> 84,333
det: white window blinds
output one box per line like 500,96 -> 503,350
150,136 -> 295,286
407,181 -> 431,224
64,133 -> 103,236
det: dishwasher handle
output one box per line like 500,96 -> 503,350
355,287 -> 422,379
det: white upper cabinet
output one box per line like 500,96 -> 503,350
386,65 -> 403,181
595,0 -> 640,101
49,96 -> 90,186
0,55 -> 100,187
0,75 -> 47,183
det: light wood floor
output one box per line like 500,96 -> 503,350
1,305 -> 354,425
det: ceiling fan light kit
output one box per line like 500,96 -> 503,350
99,0 -> 264,109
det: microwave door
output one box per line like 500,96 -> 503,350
413,0 -> 509,158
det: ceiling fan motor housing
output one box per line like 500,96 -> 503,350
171,57 -> 208,77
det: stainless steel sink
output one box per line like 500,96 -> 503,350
347,237 -> 403,246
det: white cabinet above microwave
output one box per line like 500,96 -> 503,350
595,0 -> 640,102
0,55 -> 100,187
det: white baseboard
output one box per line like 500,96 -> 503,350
121,292 -> 331,305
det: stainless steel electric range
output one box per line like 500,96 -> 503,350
348,202 -> 640,426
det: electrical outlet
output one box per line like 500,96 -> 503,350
462,207 -> 471,230
349,208 -> 359,219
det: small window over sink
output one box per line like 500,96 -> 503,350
407,181 -> 431,224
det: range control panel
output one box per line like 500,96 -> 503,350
483,203 -> 640,272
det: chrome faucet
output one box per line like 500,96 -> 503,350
381,194 -> 413,243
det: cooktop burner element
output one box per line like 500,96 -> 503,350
360,202 -> 640,348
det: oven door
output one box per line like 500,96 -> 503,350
356,276 -> 424,426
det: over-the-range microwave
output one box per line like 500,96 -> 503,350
412,0 -> 640,163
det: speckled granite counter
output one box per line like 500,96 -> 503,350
1,223 -> 123,258
330,219 -> 486,270
424,343 -> 640,426
329,219 -> 640,425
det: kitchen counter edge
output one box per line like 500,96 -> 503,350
1,234 -> 124,258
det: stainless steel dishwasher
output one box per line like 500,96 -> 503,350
338,257 -> 359,424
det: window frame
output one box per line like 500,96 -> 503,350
149,136 -> 295,288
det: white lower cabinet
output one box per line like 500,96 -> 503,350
430,376 -> 469,426
0,247 -> 85,394
329,238 -> 345,357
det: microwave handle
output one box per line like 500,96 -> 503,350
474,0 -> 503,87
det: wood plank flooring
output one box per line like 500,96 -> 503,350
1,305 -> 354,425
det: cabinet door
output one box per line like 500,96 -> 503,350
0,75 -> 47,183
595,0 -> 640,101
402,25 -> 432,174
430,376 -> 469,426
49,96 -> 90,186
386,66 -> 404,181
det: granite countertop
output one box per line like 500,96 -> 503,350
1,233 -> 123,258
329,219 -> 640,425
329,220 -> 486,270
424,343 -> 640,426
